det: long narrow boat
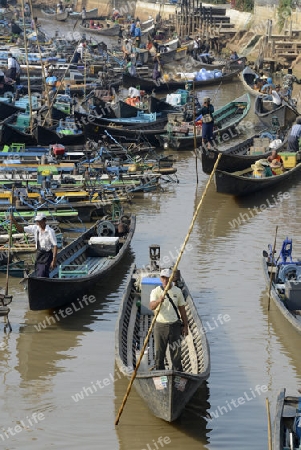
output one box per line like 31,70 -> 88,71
79,23 -> 120,36
41,7 -> 69,21
27,214 -> 136,310
254,95 -> 299,128
262,237 -> 301,334
273,388 -> 301,450
214,159 -> 301,196
75,111 -> 167,146
115,245 -> 210,422
200,134 -> 275,175
122,69 -> 241,93
159,93 -> 251,151
239,66 -> 261,97
68,8 -> 98,19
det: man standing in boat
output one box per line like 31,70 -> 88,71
150,268 -> 188,371
12,213 -> 57,278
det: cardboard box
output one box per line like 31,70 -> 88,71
280,152 -> 297,169
88,236 -> 119,257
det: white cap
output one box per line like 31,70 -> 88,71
35,213 -> 47,221
160,268 -> 172,278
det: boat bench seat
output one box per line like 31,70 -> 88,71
58,264 -> 89,278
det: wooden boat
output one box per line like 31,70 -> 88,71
122,69 -> 241,93
254,95 -> 299,129
0,113 -> 37,146
34,118 -> 86,146
115,245 -> 210,422
239,66 -> 261,97
41,7 -> 69,21
79,23 -> 120,36
27,214 -> 136,310
273,388 -> 301,450
0,259 -> 25,277
75,111 -> 167,146
262,237 -> 301,334
160,93 -> 251,151
68,8 -> 98,19
214,153 -> 301,196
200,134 -> 274,175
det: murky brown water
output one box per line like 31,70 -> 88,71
0,15 -> 301,450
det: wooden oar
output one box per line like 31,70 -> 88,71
266,398 -> 272,450
115,152 -> 222,425
268,225 -> 278,311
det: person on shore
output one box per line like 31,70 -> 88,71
7,53 -> 21,84
57,1 -> 63,13
287,117 -> 301,152
13,6 -> 20,21
200,97 -> 215,148
149,268 -> 188,371
81,7 -> 87,26
192,36 -> 200,60
12,213 -> 57,278
24,2 -> 30,17
152,53 -> 162,82
282,68 -> 301,99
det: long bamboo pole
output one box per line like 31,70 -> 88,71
266,398 -> 272,450
268,225 -> 278,311
115,152 -> 222,425
20,0 -> 33,133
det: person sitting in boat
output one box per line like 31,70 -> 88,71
253,78 -> 264,91
267,149 -> 284,167
260,76 -> 275,97
230,51 -> 239,61
11,213 -> 57,278
269,159 -> 284,175
251,160 -> 272,178
270,84 -> 283,110
149,268 -> 189,371
287,117 -> 301,152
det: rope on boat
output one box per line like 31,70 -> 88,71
115,152 -> 222,425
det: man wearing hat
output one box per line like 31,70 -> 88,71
200,97 -> 215,148
12,214 -> 57,277
149,268 -> 188,371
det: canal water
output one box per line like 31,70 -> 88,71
0,16 -> 300,450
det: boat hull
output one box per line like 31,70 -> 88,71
255,95 -> 299,128
215,162 -> 301,196
115,263 -> 210,422
122,70 -> 240,93
27,215 -> 136,310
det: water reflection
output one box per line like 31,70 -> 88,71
114,369 -> 210,450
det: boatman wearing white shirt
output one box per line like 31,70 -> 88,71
149,268 -> 188,371
12,213 -> 57,277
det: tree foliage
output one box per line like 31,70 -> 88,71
277,0 -> 292,30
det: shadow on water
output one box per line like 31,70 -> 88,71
259,289 -> 301,380
15,250 -> 135,385
114,368 -> 210,450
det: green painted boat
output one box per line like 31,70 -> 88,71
158,93 -> 251,150
0,210 -> 78,220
